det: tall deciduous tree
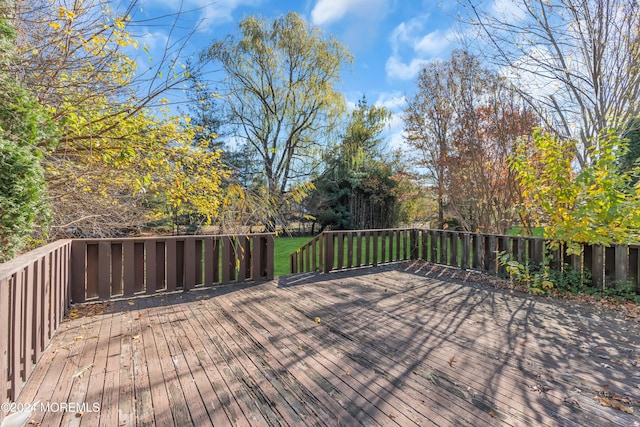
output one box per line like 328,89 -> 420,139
405,50 -> 538,233
404,56 -> 456,228
464,0 -> 640,167
10,0 -> 227,237
203,12 -> 352,230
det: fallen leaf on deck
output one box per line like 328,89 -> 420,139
127,301 -> 135,306
489,410 -> 495,418
620,405 -> 634,414
74,336 -> 83,341
448,356 -> 457,367
314,317 -> 321,324
72,363 -> 94,379
132,335 -> 140,340
297,345 -> 303,351
345,369 -> 350,375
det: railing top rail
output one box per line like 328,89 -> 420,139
72,232 -> 275,244
0,239 -> 73,280
323,228 -> 416,235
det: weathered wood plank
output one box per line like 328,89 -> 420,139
131,298 -> 155,427
144,299 -> 188,426
99,303 -> 123,427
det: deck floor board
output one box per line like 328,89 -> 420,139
7,262 -> 640,426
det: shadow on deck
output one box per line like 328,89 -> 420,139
9,262 -> 640,426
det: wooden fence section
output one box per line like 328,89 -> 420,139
0,240 -> 72,402
290,229 -> 640,292
70,234 -> 275,303
416,230 -> 640,291
290,229 -> 419,274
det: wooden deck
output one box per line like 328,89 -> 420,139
9,262 -> 640,426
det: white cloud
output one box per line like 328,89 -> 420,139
385,16 -> 456,81
385,55 -> 429,81
415,30 -> 451,56
374,91 -> 407,110
311,0 -> 389,26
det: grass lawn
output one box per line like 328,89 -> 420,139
274,236 -> 314,276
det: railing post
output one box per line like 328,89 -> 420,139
71,240 -> 86,304
237,236 -> 251,282
410,229 -> 419,260
337,233 -> 344,270
532,239 -> 544,266
312,236 -> 318,271
484,235 -> 497,273
472,233 -> 482,269
145,239 -> 158,294
461,233 -> 470,270
439,231 -> 447,264
449,232 -> 458,267
517,238 -> 526,264
592,245 -> 604,289
265,234 -> 274,280
431,230 -> 439,263
614,244 -> 628,288
0,275 -> 8,403
630,246 -> 640,294
421,230 -> 428,261
290,251 -> 298,275
372,231 -> 378,267
324,233 -> 333,273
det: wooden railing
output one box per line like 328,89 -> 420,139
290,229 -> 640,293
290,228 -> 419,274
70,234 -> 275,303
1,233 -> 274,404
0,240 -> 72,403
414,229 -> 640,291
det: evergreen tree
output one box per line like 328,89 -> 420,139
0,2 -> 58,260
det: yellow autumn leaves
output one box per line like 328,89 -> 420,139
511,128 -> 640,247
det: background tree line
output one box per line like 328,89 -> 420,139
1,0 -> 640,263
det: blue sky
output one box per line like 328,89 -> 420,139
131,0 -> 470,148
